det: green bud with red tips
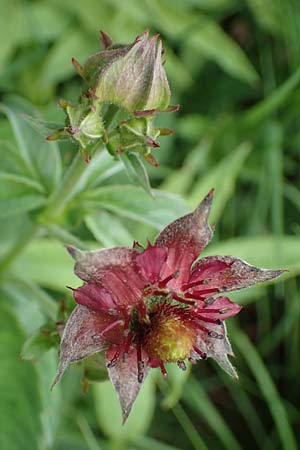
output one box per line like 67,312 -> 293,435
47,30 -> 177,170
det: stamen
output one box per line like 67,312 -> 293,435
195,308 -> 224,314
195,323 -> 210,334
195,315 -> 222,325
107,348 -> 121,368
177,360 -> 187,371
183,286 -> 218,296
150,290 -> 169,298
159,361 -> 168,379
158,270 -> 180,288
193,346 -> 207,359
195,323 -> 223,339
172,293 -> 195,306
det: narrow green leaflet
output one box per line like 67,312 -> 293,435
0,96 -> 62,191
0,302 -> 42,450
246,0 -> 282,35
233,329 -> 297,450
120,152 -> 152,194
85,211 -> 134,247
13,239 -> 77,291
0,195 -> 46,218
39,28 -> 96,87
186,15 -> 259,85
188,143 -> 250,223
81,185 -> 189,229
1,280 -> 62,449
184,376 -> 244,450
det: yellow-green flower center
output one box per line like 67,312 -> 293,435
142,305 -> 196,362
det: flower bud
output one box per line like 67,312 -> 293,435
94,31 -> 170,112
47,30 -> 177,168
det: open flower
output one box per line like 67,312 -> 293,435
52,190 -> 284,421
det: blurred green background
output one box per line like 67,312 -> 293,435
1,0 -> 300,449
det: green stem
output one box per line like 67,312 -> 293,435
39,148 -> 98,223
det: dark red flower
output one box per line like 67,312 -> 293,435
52,190 -> 284,421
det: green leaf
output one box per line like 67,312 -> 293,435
25,2 -> 69,42
0,0 -> 22,70
188,143 -> 251,223
0,195 -> 46,218
186,15 -> 259,85
13,239 -> 78,291
77,149 -> 123,190
120,152 -> 152,194
0,96 -> 62,191
1,280 -> 62,449
232,329 -> 297,450
21,322 -> 59,361
0,171 -> 45,193
0,302 -> 42,450
242,67 -> 300,128
246,0 -> 282,35
161,138 -> 212,195
82,185 -> 189,229
94,373 -> 155,443
39,28 -> 96,87
85,211 -> 134,247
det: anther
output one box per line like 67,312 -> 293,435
92,334 -> 101,340
193,346 -> 207,359
208,330 -> 224,339
177,360 -> 187,371
107,360 -> 117,368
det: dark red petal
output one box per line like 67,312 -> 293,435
52,306 -> 117,388
135,245 -> 167,284
106,348 -> 149,422
73,282 -> 118,312
67,246 -> 145,307
195,296 -> 242,320
189,255 -> 284,293
96,266 -> 144,307
155,190 -> 214,287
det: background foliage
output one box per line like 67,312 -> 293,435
1,0 -> 300,449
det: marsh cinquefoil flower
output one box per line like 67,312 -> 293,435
52,191 -> 283,420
